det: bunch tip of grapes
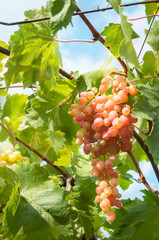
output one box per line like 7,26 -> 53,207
68,74 -> 138,222
0,150 -> 30,167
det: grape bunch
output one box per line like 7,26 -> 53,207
68,74 -> 138,222
0,150 -> 30,166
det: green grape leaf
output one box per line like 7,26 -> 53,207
71,154 -> 92,178
48,130 -> 66,155
19,86 -> 78,142
54,146 -> 71,167
145,2 -> 159,24
0,166 -> 19,186
0,41 -> 8,72
118,174 -> 133,191
101,20 -> 138,58
119,40 -> 141,72
106,0 -> 121,13
4,7 -> 60,93
147,20 -> 159,51
46,0 -> 77,34
3,162 -> 72,239
101,24 -> 124,58
119,8 -> 139,44
133,82 -> 159,164
2,94 -> 28,131
104,190 -> 159,240
142,51 -> 156,76
77,66 -> 116,93
157,53 -> 159,74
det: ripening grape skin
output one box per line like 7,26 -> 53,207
113,95 -> 122,104
122,107 -> 130,116
108,111 -> 118,121
95,195 -> 101,203
75,138 -> 83,145
95,95 -> 108,104
107,195 -> 116,207
115,199 -> 122,208
96,161 -> 105,170
94,118 -> 104,127
128,85 -> 137,96
114,104 -> 121,112
99,180 -> 108,190
112,118 -> 123,129
105,160 -> 113,169
105,100 -> 114,111
76,130 -> 84,138
120,115 -> 129,126
96,186 -> 104,195
71,103 -> 79,110
106,210 -> 116,223
78,97 -> 87,105
109,178 -> 119,188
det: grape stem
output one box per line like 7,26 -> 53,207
129,75 -> 158,83
108,71 -> 126,77
133,130 -> 159,182
0,122 -> 70,179
127,150 -> 156,193
76,6 -> 128,74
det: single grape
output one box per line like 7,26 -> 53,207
106,210 -> 116,223
99,180 -> 108,190
109,178 -> 119,188
94,118 -> 104,127
108,111 -> 118,121
78,97 -> 87,105
128,85 -> 137,96
96,161 -> 105,170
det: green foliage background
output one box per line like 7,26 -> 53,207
0,0 -> 159,239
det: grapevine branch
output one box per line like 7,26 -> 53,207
0,46 -> 74,81
76,6 -> 128,74
0,1 -> 159,26
127,150 -> 156,193
0,122 -> 69,179
133,130 -> 159,182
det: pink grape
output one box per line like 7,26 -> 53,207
82,121 -> 91,130
100,199 -> 110,209
107,195 -> 116,207
87,91 -> 94,99
101,77 -> 110,85
115,199 -> 122,208
119,81 -> 127,89
113,95 -> 122,104
105,160 -> 113,168
84,106 -> 92,115
109,178 -> 119,188
95,95 -> 108,103
108,111 -> 118,121
114,104 -> 121,112
95,195 -> 101,203
99,84 -> 108,93
76,130 -> 84,138
94,118 -> 104,127
107,127 -> 118,137
99,180 -> 108,190
96,161 -> 105,170
122,107 -> 130,116
90,167 -> 100,176
112,80 -> 119,88
75,138 -> 83,145
105,100 -> 114,111
78,97 -> 87,105
128,85 -> 137,96
96,186 -> 104,195
92,158 -> 98,166
106,210 -> 116,223
112,118 -> 123,129
71,103 -> 79,109
120,115 -> 129,126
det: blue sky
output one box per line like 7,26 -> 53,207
0,0 -> 158,198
